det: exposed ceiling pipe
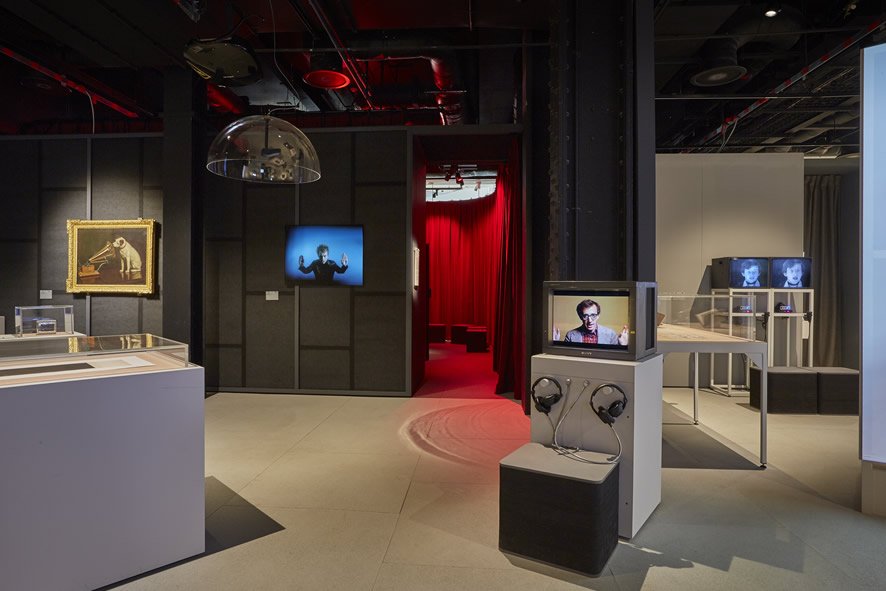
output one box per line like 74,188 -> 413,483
304,0 -> 374,109
0,46 -> 139,118
697,18 -> 884,148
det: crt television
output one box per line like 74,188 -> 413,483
542,281 -> 657,361
770,257 -> 812,289
284,225 -> 364,286
711,257 -> 770,289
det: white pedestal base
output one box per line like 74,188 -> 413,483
862,461 -> 886,517
530,354 -> 663,539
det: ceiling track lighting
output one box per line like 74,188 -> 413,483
764,3 -> 782,18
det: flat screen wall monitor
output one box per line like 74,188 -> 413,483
542,281 -> 657,361
285,225 -> 364,287
711,257 -> 770,289
770,257 -> 812,289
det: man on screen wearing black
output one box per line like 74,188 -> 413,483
740,259 -> 762,287
298,244 -> 348,284
781,258 -> 805,288
560,299 -> 629,346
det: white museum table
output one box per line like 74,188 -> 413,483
0,336 -> 205,591
657,323 -> 769,466
530,354 -> 664,539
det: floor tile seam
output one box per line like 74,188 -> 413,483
734,487 -> 882,586
220,499 -> 408,515
378,556 -> 519,571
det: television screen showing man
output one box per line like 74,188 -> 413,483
553,299 -> 629,347
773,257 -> 809,288
739,259 -> 762,287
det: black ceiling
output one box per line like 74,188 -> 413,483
0,0 -> 883,157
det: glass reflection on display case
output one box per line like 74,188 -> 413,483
14,305 -> 74,337
657,294 -> 757,341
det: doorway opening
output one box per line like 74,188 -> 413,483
410,133 -> 524,401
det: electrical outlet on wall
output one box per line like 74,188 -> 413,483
39,290 -> 53,300
265,291 -> 279,301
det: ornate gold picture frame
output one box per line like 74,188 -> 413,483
66,219 -> 157,295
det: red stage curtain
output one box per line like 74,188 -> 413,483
426,181 -> 505,343
492,139 -> 525,402
425,137 -> 524,401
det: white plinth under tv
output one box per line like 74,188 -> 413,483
530,353 -> 663,539
0,334 -> 205,590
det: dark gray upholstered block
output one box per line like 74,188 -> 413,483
40,189 -> 86,290
750,366 -> 817,413
451,324 -> 470,344
466,327 -> 488,352
41,139 -> 87,189
0,141 -> 39,240
299,133 -> 354,224
810,366 -> 859,415
299,287 -> 351,347
91,296 -> 141,335
300,348 -> 351,390
204,241 -> 243,345
428,324 -> 446,343
92,138 -> 142,219
355,131 -> 406,184
499,444 -> 618,576
142,137 -> 163,187
204,171 -> 243,239
244,186 -> 295,292
0,242 -> 39,334
204,346 -> 243,389
354,294 -> 406,392
355,185 -> 407,292
245,294 -> 295,389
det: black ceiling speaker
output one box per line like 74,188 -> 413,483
183,36 -> 263,87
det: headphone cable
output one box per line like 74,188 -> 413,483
552,381 -> 622,466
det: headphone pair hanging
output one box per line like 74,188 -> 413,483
590,383 -> 628,425
530,376 -> 563,414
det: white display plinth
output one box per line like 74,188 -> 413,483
0,359 -> 205,590
530,354 -> 663,539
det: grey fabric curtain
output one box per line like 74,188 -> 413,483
804,175 -> 841,366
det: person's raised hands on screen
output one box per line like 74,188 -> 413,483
618,325 -> 629,346
341,253 -> 348,266
298,255 -> 304,267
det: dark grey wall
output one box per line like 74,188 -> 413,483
839,172 -> 860,369
203,129 -> 410,395
0,136 -> 163,337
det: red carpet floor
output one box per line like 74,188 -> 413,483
414,343 -> 502,399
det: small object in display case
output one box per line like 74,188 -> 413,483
15,305 -> 74,337
711,257 -> 770,289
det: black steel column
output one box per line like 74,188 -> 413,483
162,68 -> 205,361
556,0 -> 655,281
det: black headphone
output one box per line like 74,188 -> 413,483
590,383 -> 628,425
531,376 -> 563,415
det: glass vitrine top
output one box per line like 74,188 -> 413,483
0,333 -> 188,364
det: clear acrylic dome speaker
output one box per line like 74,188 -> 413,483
206,115 -> 321,183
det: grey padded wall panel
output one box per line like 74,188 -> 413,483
300,348 -> 351,390
0,243 -> 38,334
245,294 -> 295,388
244,185 -> 295,292
41,140 -> 86,189
40,190 -> 86,290
142,295 -> 163,335
354,294 -> 405,391
0,141 -> 39,240
355,131 -> 406,184
205,241 -> 243,345
299,287 -> 351,347
91,139 -> 142,218
299,133 -> 353,224
204,346 -> 243,389
91,297 -> 140,335
356,185 -> 407,292
142,138 -> 163,187
204,173 -> 243,239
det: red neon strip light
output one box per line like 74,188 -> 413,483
0,46 -> 139,119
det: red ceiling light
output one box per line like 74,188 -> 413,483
303,52 -> 351,90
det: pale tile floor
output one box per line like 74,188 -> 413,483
115,389 -> 886,591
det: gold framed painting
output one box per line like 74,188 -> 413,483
66,219 -> 157,295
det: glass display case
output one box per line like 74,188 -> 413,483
14,305 -> 74,337
0,334 -> 189,386
657,294 -> 756,340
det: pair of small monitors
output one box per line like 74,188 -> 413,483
284,226 -> 364,287
712,257 -> 812,289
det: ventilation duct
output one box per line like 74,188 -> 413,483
690,38 -> 747,87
